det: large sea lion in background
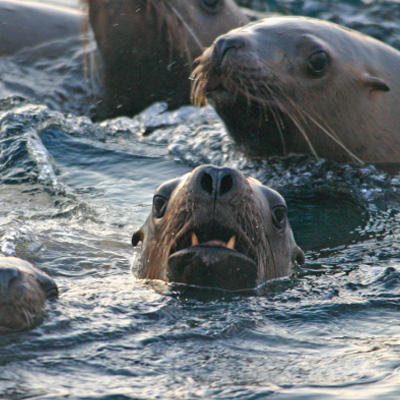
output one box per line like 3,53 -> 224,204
86,0 -> 249,119
192,17 -> 400,163
0,0 -> 83,56
0,256 -> 58,332
132,165 -> 304,291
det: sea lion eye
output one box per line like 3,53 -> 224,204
272,206 -> 287,229
153,195 -> 168,218
307,50 -> 330,77
200,0 -> 223,13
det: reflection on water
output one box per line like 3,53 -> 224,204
1,1 -> 400,399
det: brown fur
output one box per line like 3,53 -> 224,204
133,166 -> 304,287
192,17 -> 400,163
0,257 -> 57,332
85,0 -> 249,119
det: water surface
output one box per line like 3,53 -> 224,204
1,1 -> 400,399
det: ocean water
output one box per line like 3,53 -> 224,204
1,1 -> 400,399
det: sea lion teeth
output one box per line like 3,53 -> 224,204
227,235 -> 236,251
191,232 -> 199,247
132,165 -> 305,290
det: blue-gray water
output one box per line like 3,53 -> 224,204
1,1 -> 400,399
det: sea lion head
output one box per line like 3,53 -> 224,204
192,17 -> 398,163
86,0 -> 248,118
0,257 -> 58,332
132,165 -> 304,291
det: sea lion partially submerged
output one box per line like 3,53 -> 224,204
0,0 -> 83,56
191,17 -> 400,163
86,0 -> 249,119
132,165 -> 304,291
0,256 -> 58,332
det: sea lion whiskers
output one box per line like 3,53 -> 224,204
227,67 -> 291,156
281,93 -> 364,163
133,166 -> 303,289
21,306 -> 34,328
168,4 -> 204,53
245,201 -> 273,281
258,78 -> 323,159
282,107 -> 320,159
265,84 -> 322,159
145,194 -> 191,280
259,83 -> 288,155
1,257 -> 58,331
193,17 -> 400,162
242,204 -> 266,281
240,69 -> 358,162
146,0 -> 182,64
190,65 -> 206,107
145,0 -> 206,68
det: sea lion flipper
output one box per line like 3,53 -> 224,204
362,74 -> 390,92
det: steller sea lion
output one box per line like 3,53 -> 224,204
0,256 -> 58,332
86,0 -> 249,119
191,17 -> 400,163
0,0 -> 83,56
132,165 -> 304,291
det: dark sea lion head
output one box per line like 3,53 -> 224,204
192,17 -> 400,163
0,257 -> 58,332
132,165 -> 304,291
86,0 -> 249,118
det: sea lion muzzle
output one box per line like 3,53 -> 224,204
132,165 -> 304,291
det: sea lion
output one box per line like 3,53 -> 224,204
86,0 -> 249,119
0,1 -> 83,56
191,17 -> 400,163
132,165 -> 304,291
0,256 -> 58,332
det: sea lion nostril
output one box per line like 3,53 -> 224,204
212,36 -> 244,70
219,174 -> 233,196
134,166 -> 302,288
200,172 -> 214,195
0,267 -> 20,292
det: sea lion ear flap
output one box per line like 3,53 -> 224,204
132,228 -> 144,246
362,74 -> 390,92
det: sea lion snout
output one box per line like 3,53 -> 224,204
192,16 -> 400,162
0,266 -> 21,293
133,166 -> 303,290
211,35 -> 245,71
189,165 -> 240,200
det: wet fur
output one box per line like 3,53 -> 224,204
142,178 -> 273,282
85,0 -> 248,118
192,17 -> 400,163
0,272 -> 46,332
135,168 -> 303,286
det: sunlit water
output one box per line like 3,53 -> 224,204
1,1 -> 400,399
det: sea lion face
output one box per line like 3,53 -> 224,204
132,165 -> 304,291
192,17 -> 397,162
87,0 -> 248,118
0,257 -> 58,332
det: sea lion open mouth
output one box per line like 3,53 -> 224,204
167,223 -> 258,291
132,165 -> 304,291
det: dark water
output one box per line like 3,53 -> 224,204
1,1 -> 400,399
